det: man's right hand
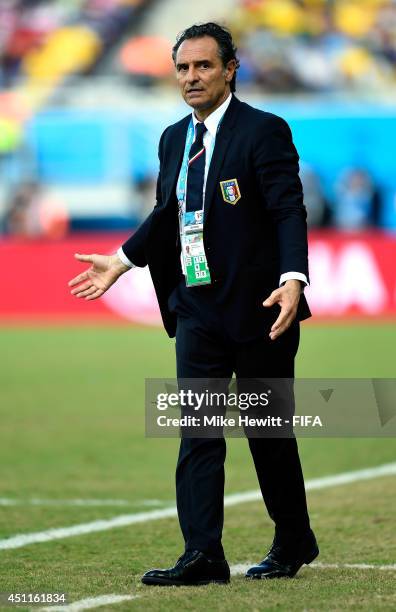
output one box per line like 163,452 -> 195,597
68,253 -> 130,300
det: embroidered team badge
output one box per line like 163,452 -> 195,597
220,178 -> 241,205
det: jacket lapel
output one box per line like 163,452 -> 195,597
163,115 -> 190,207
161,96 -> 242,217
203,95 -> 241,224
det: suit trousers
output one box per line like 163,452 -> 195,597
174,304 -> 311,560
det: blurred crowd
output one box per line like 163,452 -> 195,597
0,1 -> 393,238
2,165 -> 383,239
300,165 -> 382,229
233,0 -> 396,92
0,0 -> 146,87
4,180 -> 69,239
1,0 -> 396,91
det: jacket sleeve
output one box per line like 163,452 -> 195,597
252,114 -> 309,280
120,128 -> 167,267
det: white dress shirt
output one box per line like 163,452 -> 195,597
117,94 -> 307,288
191,93 -> 233,204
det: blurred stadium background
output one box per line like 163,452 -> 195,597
1,0 -> 396,321
0,1 -> 395,610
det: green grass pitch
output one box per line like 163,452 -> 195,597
0,323 -> 395,611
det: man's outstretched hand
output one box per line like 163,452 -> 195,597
263,279 -> 302,340
68,253 -> 130,300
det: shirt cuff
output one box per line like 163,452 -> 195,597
117,247 -> 135,268
279,272 -> 308,288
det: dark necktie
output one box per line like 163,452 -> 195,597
186,122 -> 207,212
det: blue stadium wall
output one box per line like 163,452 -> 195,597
25,100 -> 396,229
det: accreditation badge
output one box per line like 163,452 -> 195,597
181,210 -> 211,287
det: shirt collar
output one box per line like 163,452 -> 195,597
192,93 -> 232,137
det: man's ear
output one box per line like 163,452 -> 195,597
224,59 -> 236,83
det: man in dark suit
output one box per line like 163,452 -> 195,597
69,22 -> 318,585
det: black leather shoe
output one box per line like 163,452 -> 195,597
246,529 -> 319,579
141,550 -> 230,586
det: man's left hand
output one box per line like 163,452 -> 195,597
263,280 -> 302,340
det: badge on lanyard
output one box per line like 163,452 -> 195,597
176,118 -> 221,288
181,210 -> 211,287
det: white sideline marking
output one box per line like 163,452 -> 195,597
1,462 -> 395,551
39,594 -> 139,611
223,461 -> 396,508
0,507 -> 178,551
312,562 -> 396,571
0,498 -> 166,508
230,563 -> 253,576
230,562 -> 396,576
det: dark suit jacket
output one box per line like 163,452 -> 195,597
122,95 -> 311,340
